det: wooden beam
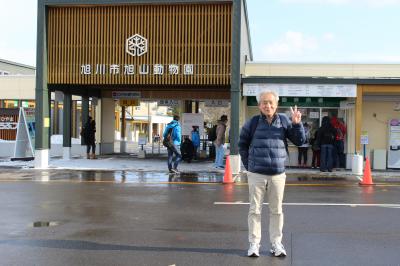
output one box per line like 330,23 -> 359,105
362,85 -> 400,94
355,85 -> 363,153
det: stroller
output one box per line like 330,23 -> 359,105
181,137 -> 194,163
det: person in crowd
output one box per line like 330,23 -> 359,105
191,126 -> 201,160
317,116 -> 337,172
163,115 -> 182,174
331,116 -> 347,168
310,121 -> 321,169
239,90 -> 305,258
82,116 -> 96,159
297,122 -> 310,167
214,115 -> 228,169
181,136 -> 194,163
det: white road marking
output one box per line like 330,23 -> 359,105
214,202 -> 400,207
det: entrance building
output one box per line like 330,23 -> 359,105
36,0 -> 400,170
243,62 -> 400,169
36,0 -> 253,169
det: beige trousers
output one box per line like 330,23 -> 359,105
248,171 -> 286,245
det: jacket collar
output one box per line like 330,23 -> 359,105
260,112 -> 278,123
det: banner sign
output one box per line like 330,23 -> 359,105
157,99 -> 180,107
243,84 -> 357,98
205,100 -> 229,107
119,99 -> 140,107
0,108 -> 19,140
112,91 -> 141,99
181,113 -> 204,136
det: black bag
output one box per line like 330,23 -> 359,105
207,125 -> 218,141
80,127 -> 85,137
181,138 -> 194,163
321,130 -> 335,144
162,127 -> 174,148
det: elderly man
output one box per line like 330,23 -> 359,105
239,90 -> 305,258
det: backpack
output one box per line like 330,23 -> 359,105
80,123 -> 90,139
162,126 -> 175,148
248,114 -> 289,154
207,125 -> 218,141
321,129 -> 335,144
80,127 -> 86,137
335,126 -> 344,140
310,130 -> 320,151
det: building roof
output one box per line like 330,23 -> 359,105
245,62 -> 400,77
0,59 -> 35,71
43,0 -> 235,4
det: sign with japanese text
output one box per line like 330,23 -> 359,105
112,91 -> 141,99
204,100 -> 229,107
243,84 -> 357,98
119,99 -> 140,107
80,63 -> 194,76
157,100 -> 180,107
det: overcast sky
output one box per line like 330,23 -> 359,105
1,0 -> 400,67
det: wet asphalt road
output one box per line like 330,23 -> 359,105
0,170 -> 400,266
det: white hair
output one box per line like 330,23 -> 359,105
256,90 -> 280,104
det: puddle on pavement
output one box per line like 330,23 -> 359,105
296,176 -> 346,182
32,221 -> 60,227
34,170 -> 225,183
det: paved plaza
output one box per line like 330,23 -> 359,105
0,168 -> 400,265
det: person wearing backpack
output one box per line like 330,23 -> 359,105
162,115 -> 182,174
214,115 -> 228,169
239,90 -> 305,258
317,116 -> 337,172
81,116 -> 96,159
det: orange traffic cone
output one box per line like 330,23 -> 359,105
359,157 -> 374,186
223,155 -> 234,184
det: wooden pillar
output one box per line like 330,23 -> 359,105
355,85 -> 363,153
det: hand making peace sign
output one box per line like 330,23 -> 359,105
290,105 -> 302,124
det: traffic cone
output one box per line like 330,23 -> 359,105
359,157 -> 374,186
223,155 -> 234,184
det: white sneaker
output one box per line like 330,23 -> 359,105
247,243 -> 260,257
270,242 -> 287,257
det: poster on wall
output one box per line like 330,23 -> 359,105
388,119 -> 400,168
12,108 -> 35,160
24,108 -> 35,150
181,113 -> 204,136
0,108 -> 19,140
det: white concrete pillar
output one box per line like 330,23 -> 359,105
120,139 -> 127,153
230,154 -> 241,176
148,122 -> 153,143
34,149 -> 49,169
63,147 -> 71,160
99,98 -> 115,154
